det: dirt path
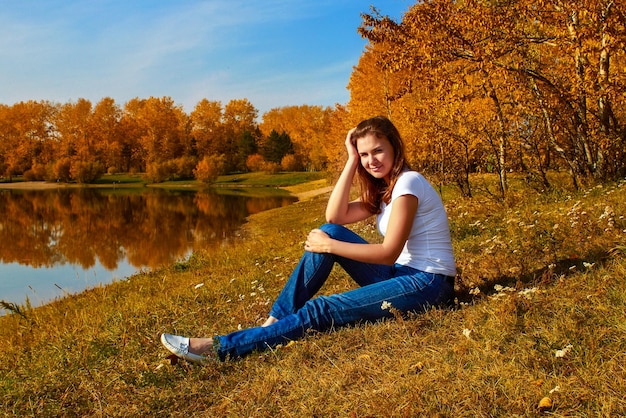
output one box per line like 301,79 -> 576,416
293,185 -> 334,201
0,181 -> 73,190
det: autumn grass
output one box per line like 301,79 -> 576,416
1,174 -> 625,417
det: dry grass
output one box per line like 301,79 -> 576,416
1,175 -> 625,417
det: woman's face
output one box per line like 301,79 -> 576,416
355,133 -> 395,183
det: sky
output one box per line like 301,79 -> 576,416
0,0 -> 411,116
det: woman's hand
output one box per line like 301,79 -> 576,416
304,228 -> 332,253
345,127 -> 358,162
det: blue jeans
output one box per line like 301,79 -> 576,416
213,223 -> 454,360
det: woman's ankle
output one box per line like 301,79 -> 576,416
262,316 -> 278,327
188,337 -> 213,355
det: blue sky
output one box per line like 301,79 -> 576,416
0,0 -> 410,115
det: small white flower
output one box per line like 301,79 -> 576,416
469,287 -> 481,296
518,287 -> 538,300
462,328 -> 472,339
381,301 -> 393,310
555,344 -> 573,358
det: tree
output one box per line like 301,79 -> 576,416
260,105 -> 333,170
122,96 -> 189,174
0,101 -> 55,180
222,99 -> 259,171
262,130 -> 293,164
190,99 -> 223,158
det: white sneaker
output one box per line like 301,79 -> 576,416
160,333 -> 207,364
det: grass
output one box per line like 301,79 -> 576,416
1,174 -> 625,417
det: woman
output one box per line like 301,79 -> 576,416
161,116 -> 456,363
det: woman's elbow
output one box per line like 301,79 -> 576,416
380,255 -> 398,265
325,210 -> 343,224
380,247 -> 403,265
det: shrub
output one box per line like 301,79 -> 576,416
246,154 -> 265,172
145,161 -> 174,183
194,154 -> 226,183
51,158 -> 72,182
70,159 -> 105,183
174,156 -> 198,180
262,161 -> 281,174
281,154 -> 301,172
24,163 -> 47,181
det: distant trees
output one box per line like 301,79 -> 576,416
0,98 -> 333,184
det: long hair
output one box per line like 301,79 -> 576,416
350,116 -> 411,214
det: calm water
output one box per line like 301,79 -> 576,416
0,187 -> 296,311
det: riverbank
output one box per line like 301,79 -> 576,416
0,179 -> 333,198
2,175 -> 625,416
0,171 -> 328,191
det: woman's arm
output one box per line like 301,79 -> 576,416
325,128 -> 373,225
309,194 -> 418,265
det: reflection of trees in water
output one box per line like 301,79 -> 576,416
0,189 -> 295,270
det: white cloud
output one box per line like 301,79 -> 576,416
0,0 -> 408,111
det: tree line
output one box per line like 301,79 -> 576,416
0,97 -> 335,184
1,0 -> 624,196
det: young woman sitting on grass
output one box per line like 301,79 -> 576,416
161,116 -> 457,363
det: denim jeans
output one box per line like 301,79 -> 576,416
213,223 -> 454,360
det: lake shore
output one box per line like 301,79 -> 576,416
0,179 -> 334,199
0,181 -> 79,190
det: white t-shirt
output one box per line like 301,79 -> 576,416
376,171 -> 457,277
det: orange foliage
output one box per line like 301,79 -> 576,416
1,1 -> 624,189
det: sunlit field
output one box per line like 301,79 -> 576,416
1,173 -> 625,417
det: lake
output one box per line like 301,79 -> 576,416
0,187 -> 296,312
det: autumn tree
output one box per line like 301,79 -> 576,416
123,96 -> 191,181
90,97 -> 124,174
190,99 -> 223,158
0,101 -> 56,181
222,99 -> 259,171
357,0 -> 626,196
260,105 -> 333,170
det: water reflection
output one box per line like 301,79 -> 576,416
0,187 -> 296,308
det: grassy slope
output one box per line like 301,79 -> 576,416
1,176 -> 625,417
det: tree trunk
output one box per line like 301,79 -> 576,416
529,77 -> 580,190
484,79 -> 508,199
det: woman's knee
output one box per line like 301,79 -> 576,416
318,223 -> 348,236
319,223 -> 368,245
